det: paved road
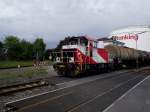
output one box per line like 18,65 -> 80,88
5,70 -> 148,112
104,73 -> 150,112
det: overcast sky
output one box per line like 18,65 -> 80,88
0,0 -> 150,48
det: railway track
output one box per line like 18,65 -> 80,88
0,80 -> 49,96
3,68 -> 150,112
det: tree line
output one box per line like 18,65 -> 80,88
0,36 -> 46,61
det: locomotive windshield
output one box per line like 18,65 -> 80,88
63,37 -> 78,45
63,36 -> 88,46
69,39 -> 78,45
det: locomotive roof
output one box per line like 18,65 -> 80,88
69,36 -> 97,41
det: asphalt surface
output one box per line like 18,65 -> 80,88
5,70 -> 148,112
104,72 -> 150,112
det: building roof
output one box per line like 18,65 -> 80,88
97,37 -> 125,46
97,37 -> 110,41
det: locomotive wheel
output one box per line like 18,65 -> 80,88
57,71 -> 66,76
70,67 -> 80,77
67,64 -> 80,77
53,64 -> 67,76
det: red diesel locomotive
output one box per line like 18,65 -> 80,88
52,36 -> 150,77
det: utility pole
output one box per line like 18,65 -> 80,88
135,34 -> 138,70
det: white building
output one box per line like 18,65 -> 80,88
109,26 -> 150,51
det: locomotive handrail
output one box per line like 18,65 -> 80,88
51,50 -> 79,63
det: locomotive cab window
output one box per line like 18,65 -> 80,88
80,38 -> 88,46
69,39 -> 78,45
93,41 -> 97,48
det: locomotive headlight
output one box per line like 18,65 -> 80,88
69,57 -> 74,62
49,55 -> 52,60
77,52 -> 81,55
56,57 -> 60,62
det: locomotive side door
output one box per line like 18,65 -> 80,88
89,42 -> 93,57
87,41 -> 93,64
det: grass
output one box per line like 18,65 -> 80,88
0,60 -> 51,85
0,67 -> 48,84
0,60 -> 53,69
0,60 -> 34,69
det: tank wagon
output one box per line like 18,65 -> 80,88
51,36 -> 150,77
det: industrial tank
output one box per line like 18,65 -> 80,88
109,26 -> 150,52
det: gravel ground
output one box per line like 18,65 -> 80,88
0,85 -> 56,111
0,65 -> 73,112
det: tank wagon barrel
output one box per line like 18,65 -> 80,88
105,45 -> 150,67
104,45 -> 138,60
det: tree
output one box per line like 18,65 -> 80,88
0,41 -> 3,52
20,39 -> 34,60
33,38 -> 46,61
4,36 -> 22,60
0,41 -> 3,60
